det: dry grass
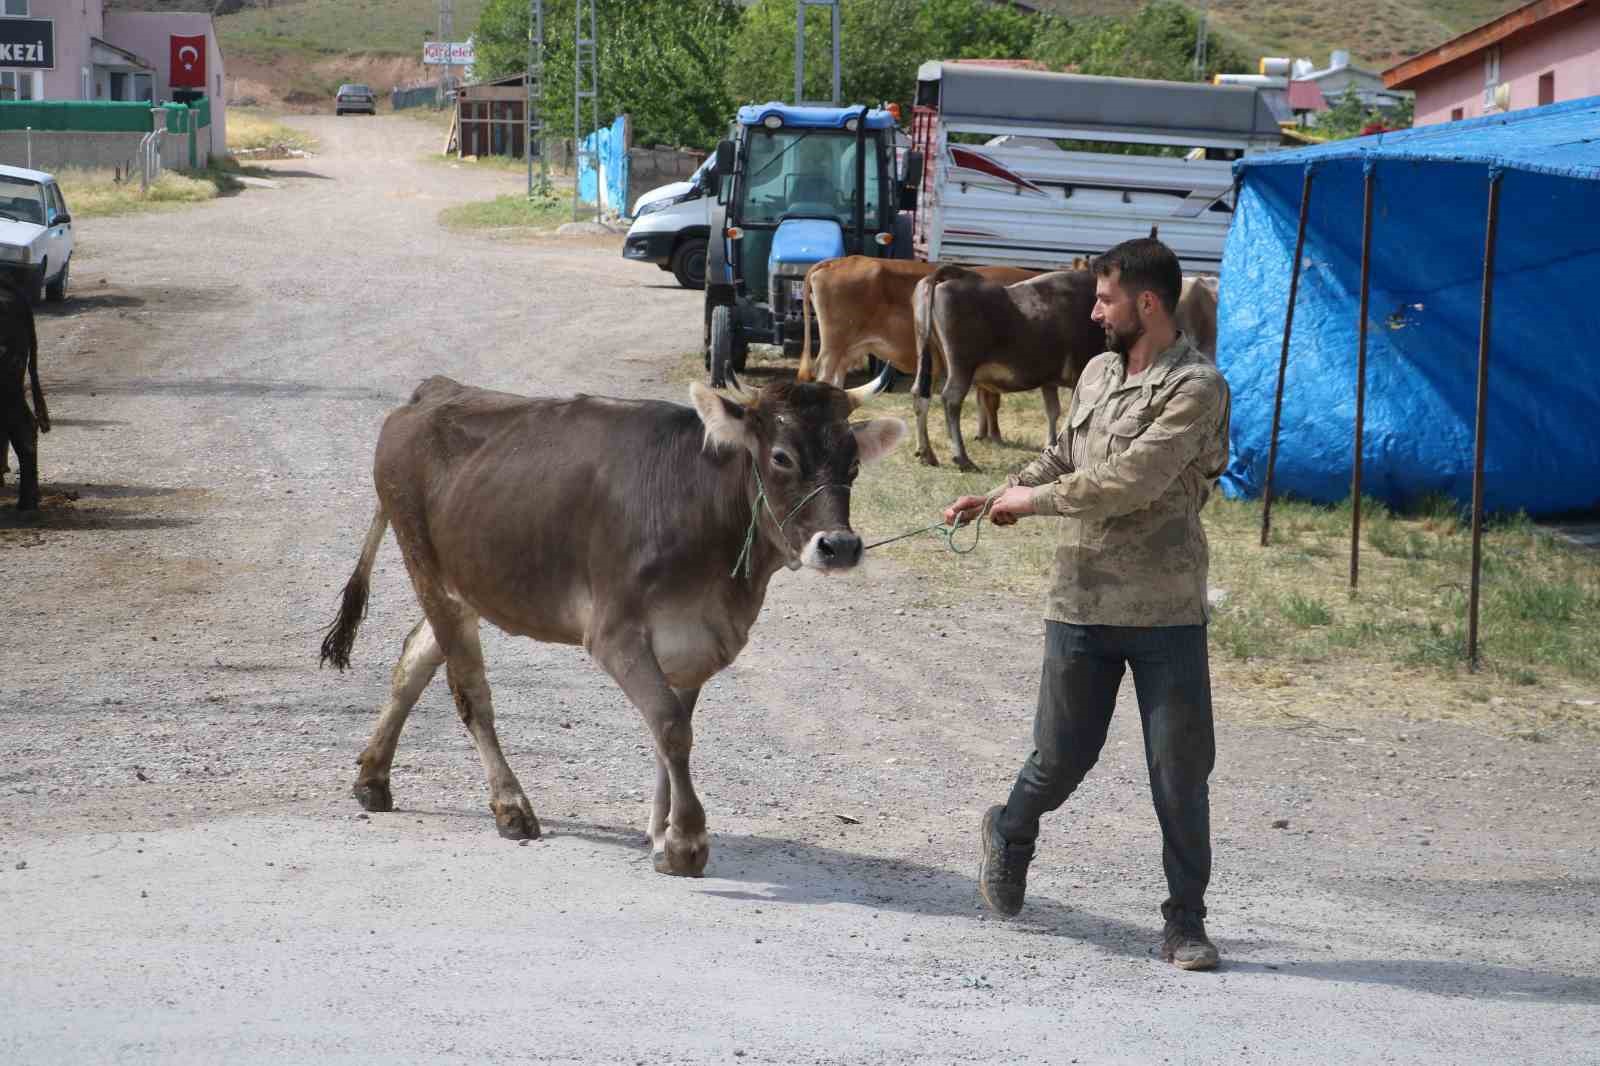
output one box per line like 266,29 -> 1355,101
226,111 -> 320,153
673,346 -> 1600,736
57,166 -> 235,218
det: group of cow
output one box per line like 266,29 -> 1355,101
0,280 -> 48,514
794,255 -> 1218,471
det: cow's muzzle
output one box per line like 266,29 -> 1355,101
802,530 -> 864,571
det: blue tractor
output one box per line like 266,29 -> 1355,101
702,102 -> 923,387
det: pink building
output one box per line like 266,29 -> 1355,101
1384,0 -> 1600,126
0,0 -> 225,154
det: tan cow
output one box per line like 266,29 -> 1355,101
796,256 -> 1039,442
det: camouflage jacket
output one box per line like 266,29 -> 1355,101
998,333 -> 1231,627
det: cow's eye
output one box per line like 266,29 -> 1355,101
771,450 -> 795,470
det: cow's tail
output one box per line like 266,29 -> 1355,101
25,296 -> 46,432
319,503 -> 389,671
797,261 -> 822,382
913,270 -> 946,402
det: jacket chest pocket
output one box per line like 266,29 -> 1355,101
1103,397 -> 1156,459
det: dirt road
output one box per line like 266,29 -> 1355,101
3,115 -> 1597,1064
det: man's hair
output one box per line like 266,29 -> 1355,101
1091,238 -> 1182,314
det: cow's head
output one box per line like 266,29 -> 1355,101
690,379 -> 905,572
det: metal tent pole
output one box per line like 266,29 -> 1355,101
1468,170 -> 1504,671
1350,161 -> 1375,588
1260,166 -> 1315,547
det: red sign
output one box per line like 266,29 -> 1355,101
169,34 -> 206,89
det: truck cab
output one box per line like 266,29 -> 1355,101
702,102 -> 920,386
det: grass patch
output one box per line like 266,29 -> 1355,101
57,166 -> 239,218
226,111 -> 319,153
438,192 -> 592,231
1282,593 -> 1334,627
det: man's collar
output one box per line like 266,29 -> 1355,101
1113,332 -> 1196,390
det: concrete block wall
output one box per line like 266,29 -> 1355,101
0,130 -> 207,174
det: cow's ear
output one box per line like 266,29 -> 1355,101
852,418 -> 906,465
690,383 -> 756,452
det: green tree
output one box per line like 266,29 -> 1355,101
725,0 -> 930,112
1314,87 -> 1413,140
1032,1 -> 1248,82
473,0 -> 741,150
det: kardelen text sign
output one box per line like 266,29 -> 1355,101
422,40 -> 474,65
0,18 -> 54,70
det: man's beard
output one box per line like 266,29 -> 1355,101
1106,319 -> 1144,356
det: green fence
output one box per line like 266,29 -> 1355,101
0,99 -> 212,134
0,100 -> 160,132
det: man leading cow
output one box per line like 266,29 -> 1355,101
943,237 -> 1232,971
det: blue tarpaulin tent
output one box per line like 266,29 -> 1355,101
1217,96 -> 1600,517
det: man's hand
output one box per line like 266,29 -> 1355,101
943,494 -> 989,528
987,486 -> 1036,527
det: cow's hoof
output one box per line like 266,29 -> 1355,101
651,828 -> 708,877
494,801 -> 541,841
352,780 -> 393,812
917,451 -> 940,468
954,458 -> 981,473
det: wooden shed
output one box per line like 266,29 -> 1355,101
448,72 -> 534,159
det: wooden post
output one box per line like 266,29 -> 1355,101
1350,162 -> 1375,588
1468,171 -> 1504,671
1260,166 -> 1315,547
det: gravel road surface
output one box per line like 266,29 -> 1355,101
3,114 -> 1597,1065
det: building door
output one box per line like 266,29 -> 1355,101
1538,72 -> 1555,106
110,71 -> 128,101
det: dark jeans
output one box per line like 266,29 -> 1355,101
997,621 -> 1216,915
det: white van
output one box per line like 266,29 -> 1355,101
621,156 -> 712,289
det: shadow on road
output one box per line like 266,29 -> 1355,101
548,816 -> 1599,1006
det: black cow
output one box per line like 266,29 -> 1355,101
0,279 -> 48,512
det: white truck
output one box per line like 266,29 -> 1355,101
620,156 -> 713,289
909,62 -> 1282,274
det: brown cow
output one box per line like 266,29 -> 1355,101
1178,275 -> 1219,359
320,374 -> 904,877
911,266 -> 1104,472
796,256 -> 1037,442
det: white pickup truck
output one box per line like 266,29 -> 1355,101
0,164 -> 74,303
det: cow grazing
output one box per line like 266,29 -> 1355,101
0,279 -> 48,512
912,266 -> 1103,472
796,256 -> 1037,442
320,374 -> 905,876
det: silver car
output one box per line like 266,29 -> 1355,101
335,83 -> 376,116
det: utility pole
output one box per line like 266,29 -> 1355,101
1192,0 -> 1209,80
794,0 -> 841,106
439,0 -> 454,89
526,0 -> 549,198
574,0 -> 598,222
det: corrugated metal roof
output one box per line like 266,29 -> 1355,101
1234,93 -> 1600,181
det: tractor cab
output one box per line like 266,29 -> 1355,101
702,102 -> 921,386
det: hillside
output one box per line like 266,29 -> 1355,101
107,0 -> 1528,105
1025,0 -> 1524,68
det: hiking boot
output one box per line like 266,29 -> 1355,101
978,804 -> 1034,917
1161,902 -> 1219,971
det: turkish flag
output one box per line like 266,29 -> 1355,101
170,34 -> 207,89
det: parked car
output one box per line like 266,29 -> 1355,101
620,155 -> 712,289
335,83 -> 376,116
0,164 -> 73,304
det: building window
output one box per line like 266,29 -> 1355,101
2,0 -> 29,15
0,70 -> 35,100
1451,107 -> 1464,121
1539,72 -> 1555,106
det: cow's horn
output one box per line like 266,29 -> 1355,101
844,362 -> 895,411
